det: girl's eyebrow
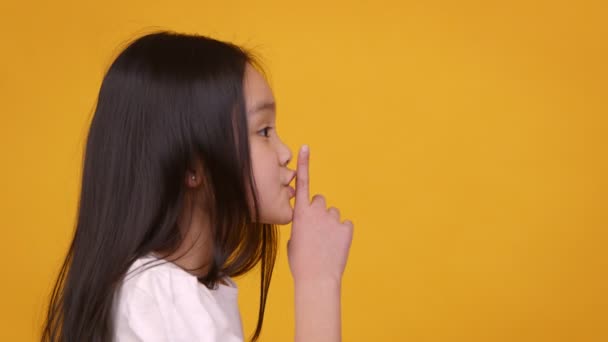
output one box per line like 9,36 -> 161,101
247,101 -> 276,116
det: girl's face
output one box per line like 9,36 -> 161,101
244,63 -> 296,225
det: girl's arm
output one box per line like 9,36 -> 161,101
294,279 -> 342,342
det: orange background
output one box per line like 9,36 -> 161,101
1,0 -> 606,341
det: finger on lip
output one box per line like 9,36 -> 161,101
287,171 -> 296,184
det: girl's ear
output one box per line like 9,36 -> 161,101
185,158 -> 205,188
185,170 -> 202,188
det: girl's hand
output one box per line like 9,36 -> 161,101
287,145 -> 354,284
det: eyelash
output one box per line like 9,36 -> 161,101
258,126 -> 273,138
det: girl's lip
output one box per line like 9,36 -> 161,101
286,186 -> 296,198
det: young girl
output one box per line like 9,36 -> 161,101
41,31 -> 354,342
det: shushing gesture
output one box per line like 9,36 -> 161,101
287,145 -> 354,284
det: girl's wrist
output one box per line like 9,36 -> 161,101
293,275 -> 342,291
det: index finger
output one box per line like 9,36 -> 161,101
294,144 -> 310,207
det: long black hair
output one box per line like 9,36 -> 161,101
41,30 -> 278,342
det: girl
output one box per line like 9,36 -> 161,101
41,30 -> 354,342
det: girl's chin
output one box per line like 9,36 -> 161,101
275,204 -> 295,225
257,198 -> 295,225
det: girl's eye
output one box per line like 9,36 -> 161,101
258,126 -> 273,138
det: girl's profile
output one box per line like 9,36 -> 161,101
41,30 -> 354,342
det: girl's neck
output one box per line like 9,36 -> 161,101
155,194 -> 214,278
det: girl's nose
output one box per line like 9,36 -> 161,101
280,142 -> 293,167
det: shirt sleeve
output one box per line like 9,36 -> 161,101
114,285 -> 171,342
114,279 -> 236,342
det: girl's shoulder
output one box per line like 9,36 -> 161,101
112,254 -> 243,341
119,253 -> 238,300
124,254 -> 187,281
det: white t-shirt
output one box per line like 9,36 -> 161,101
112,253 -> 244,342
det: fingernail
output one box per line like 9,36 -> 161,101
301,145 -> 309,153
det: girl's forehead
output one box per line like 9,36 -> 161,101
244,64 -> 275,115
